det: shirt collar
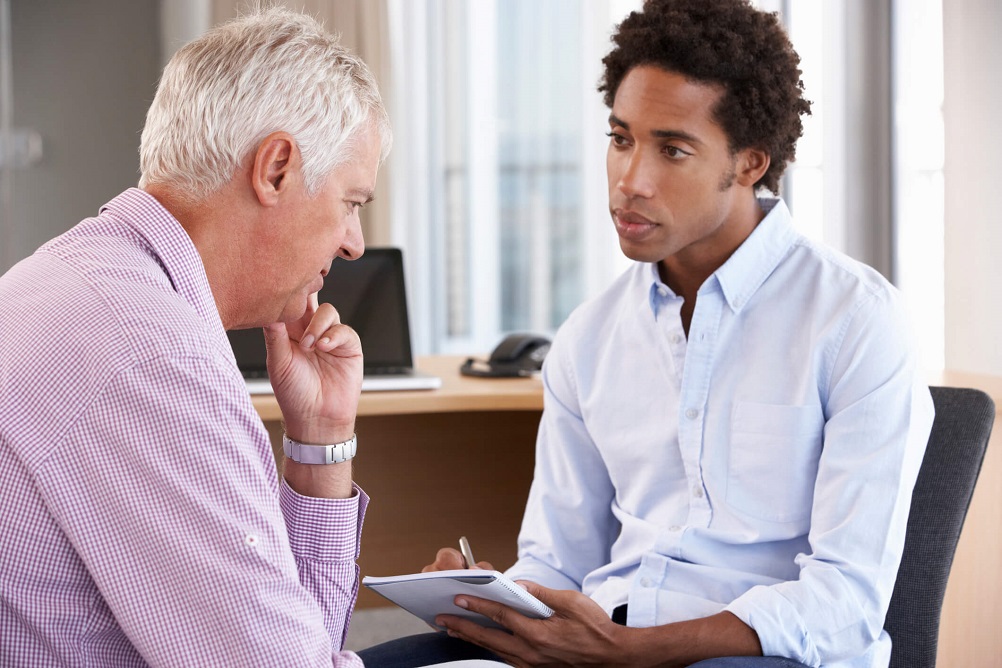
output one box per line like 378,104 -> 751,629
645,197 -> 798,316
713,197 -> 796,312
646,263 -> 673,316
99,188 -> 223,327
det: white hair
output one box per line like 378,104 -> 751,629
139,6 -> 391,199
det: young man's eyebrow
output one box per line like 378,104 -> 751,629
608,113 -> 629,130
608,114 -> 703,146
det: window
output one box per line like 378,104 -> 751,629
767,0 -> 944,369
387,0 -> 636,354
391,0 -> 944,367
892,0 -> 945,370
773,0 -> 832,245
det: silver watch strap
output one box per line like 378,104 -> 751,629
282,433 -> 357,465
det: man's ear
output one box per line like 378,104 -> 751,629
250,131 -> 298,206
734,147 -> 771,188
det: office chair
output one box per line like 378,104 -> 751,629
884,386 -> 995,668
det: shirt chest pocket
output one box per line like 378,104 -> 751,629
726,401 -> 824,523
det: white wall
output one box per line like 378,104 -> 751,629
943,0 -> 1002,375
2,0 -> 159,275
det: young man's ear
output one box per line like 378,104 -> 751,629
734,147 -> 771,188
250,131 -> 298,206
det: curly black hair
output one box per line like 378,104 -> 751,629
599,0 -> 812,193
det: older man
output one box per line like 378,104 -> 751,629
0,8 -> 389,666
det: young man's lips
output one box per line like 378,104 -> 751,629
616,210 -> 656,226
614,210 -> 658,239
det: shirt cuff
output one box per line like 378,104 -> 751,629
725,585 -> 821,667
504,558 -> 581,591
279,480 -> 368,562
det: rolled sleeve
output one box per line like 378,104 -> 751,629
281,480 -> 368,562
727,585 -> 821,666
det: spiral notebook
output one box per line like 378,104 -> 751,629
362,569 -> 553,630
228,247 -> 441,393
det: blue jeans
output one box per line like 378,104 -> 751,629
690,659 -> 811,667
355,632 -> 811,667
356,632 -> 504,667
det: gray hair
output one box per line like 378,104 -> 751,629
139,6 -> 391,199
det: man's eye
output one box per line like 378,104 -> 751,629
665,146 -> 691,159
605,131 -> 629,146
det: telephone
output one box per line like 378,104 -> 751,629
460,333 -> 551,378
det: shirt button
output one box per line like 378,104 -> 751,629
685,408 -> 699,419
668,525 -> 682,532
670,333 -> 682,344
640,577 -> 654,588
693,486 -> 704,499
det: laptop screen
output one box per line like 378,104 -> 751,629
227,247 -> 416,376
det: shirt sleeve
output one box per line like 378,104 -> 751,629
33,354 -> 365,667
505,330 -> 620,592
725,290 -> 935,666
280,479 -> 368,650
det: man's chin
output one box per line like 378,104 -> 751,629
618,239 -> 666,264
278,302 -> 310,326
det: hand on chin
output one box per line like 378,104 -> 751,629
263,293 -> 363,439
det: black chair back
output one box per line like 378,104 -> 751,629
885,386 -> 994,668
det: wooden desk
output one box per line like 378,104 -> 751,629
253,356 -> 544,608
251,355 -> 544,421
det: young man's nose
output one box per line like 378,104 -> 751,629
615,150 -> 656,199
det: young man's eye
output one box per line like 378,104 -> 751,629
605,131 -> 630,146
664,145 -> 691,159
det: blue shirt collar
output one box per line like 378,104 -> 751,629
646,197 -> 797,316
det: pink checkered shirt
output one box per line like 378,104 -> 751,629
0,189 -> 367,667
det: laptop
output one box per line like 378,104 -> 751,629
228,247 -> 442,393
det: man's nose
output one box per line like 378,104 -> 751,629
337,216 -> 365,261
616,149 -> 655,199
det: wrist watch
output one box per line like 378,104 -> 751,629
282,433 -> 357,465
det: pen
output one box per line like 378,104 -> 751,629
459,535 -> 476,569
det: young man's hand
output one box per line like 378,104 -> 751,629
434,582 -> 631,668
421,547 -> 494,572
434,583 -> 763,668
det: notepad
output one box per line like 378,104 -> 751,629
361,569 -> 554,630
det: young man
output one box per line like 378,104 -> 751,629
362,1 -> 933,666
0,9 -> 390,666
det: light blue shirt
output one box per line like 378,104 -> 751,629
505,198 -> 934,667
